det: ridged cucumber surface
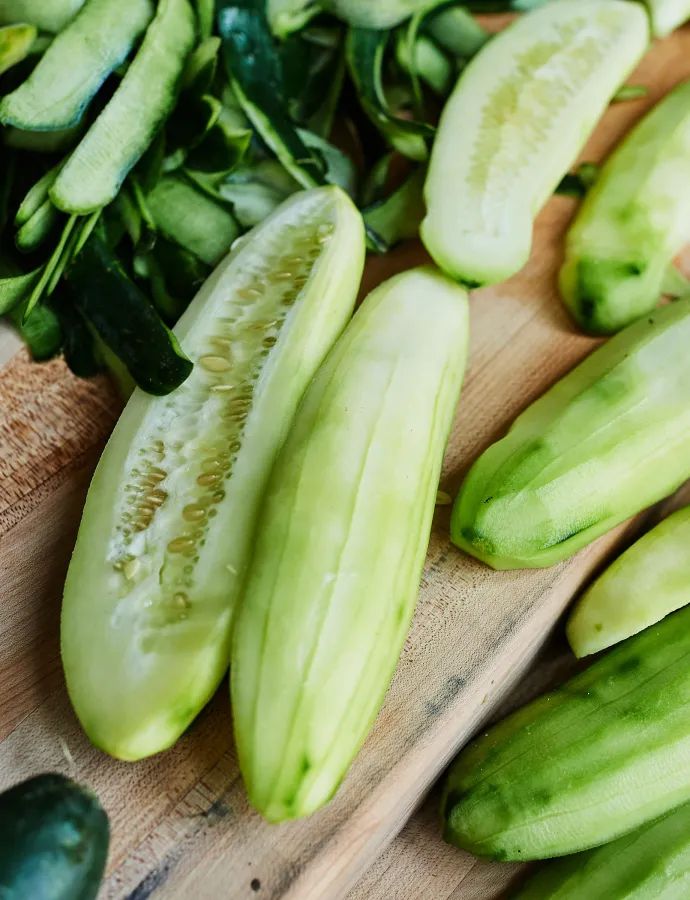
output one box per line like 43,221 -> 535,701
512,800 -> 690,899
567,506 -> 690,657
560,81 -> 690,335
645,0 -> 690,36
0,773 -> 109,900
51,0 -> 195,214
61,187 -> 365,761
443,603 -> 690,861
232,266 -> 469,822
421,0 -> 649,286
0,0 -> 154,131
452,299 -> 690,570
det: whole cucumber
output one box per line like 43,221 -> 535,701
442,603 -> 690,861
0,773 -> 109,900
511,800 -> 690,899
231,267 -> 469,822
452,298 -> 690,569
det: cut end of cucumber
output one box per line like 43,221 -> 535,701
61,186 -> 365,760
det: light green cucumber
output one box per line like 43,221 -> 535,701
442,603 -> 690,860
560,81 -> 690,335
645,0 -> 690,36
61,187 -> 365,761
51,0 -> 195,214
231,266 -> 469,822
452,298 -> 690,570
511,801 -> 690,900
0,0 -> 85,31
0,0 -> 153,131
421,0 -> 649,286
567,506 -> 690,657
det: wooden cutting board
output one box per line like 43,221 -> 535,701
1,27 -> 689,900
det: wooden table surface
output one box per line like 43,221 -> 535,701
1,23 -> 689,900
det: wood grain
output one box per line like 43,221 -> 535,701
0,25 -> 689,900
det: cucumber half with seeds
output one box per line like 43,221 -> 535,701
61,186 -> 365,761
421,0 -> 649,286
560,81 -> 690,335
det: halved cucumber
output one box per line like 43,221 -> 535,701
421,0 -> 649,286
0,0 -> 154,131
560,80 -> 690,335
231,267 -> 469,822
61,186 -> 366,761
51,0 -> 195,214
567,506 -> 690,658
646,0 -> 690,36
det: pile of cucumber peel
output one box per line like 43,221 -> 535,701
1,0 -> 690,897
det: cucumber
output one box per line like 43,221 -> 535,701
567,506 -> 690,658
326,0 -> 435,27
0,0 -> 85,31
452,298 -> 690,570
645,0 -> 690,36
511,801 -> 690,900
146,176 -> 240,266
51,0 -> 195,215
0,773 -> 108,900
0,24 -> 36,76
231,267 -> 469,822
0,0 -> 154,132
61,186 -> 365,761
560,81 -> 690,335
421,0 -> 649,286
442,602 -> 690,861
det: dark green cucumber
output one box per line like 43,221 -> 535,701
0,773 -> 108,900
443,603 -> 690,861
0,0 -> 154,131
51,0 -> 195,214
512,800 -> 690,900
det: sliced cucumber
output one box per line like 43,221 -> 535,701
51,0 -> 195,214
61,187 -> 366,761
0,0 -> 154,131
560,81 -> 690,335
146,176 -> 240,266
0,0 -> 85,32
0,24 -> 36,76
645,0 -> 690,36
232,267 -> 469,822
567,507 -> 690,658
421,0 -> 649,286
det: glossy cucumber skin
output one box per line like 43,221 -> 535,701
0,0 -> 154,131
62,187 -> 365,761
567,506 -> 690,657
451,299 -> 690,570
560,81 -> 690,335
0,774 -> 109,900
421,0 -> 648,286
443,603 -> 690,861
646,0 -> 690,36
232,267 -> 469,822
512,801 -> 690,899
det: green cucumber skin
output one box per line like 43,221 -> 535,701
443,603 -> 690,861
0,774 -> 109,900
421,0 -> 649,286
567,506 -> 690,657
646,0 -> 690,36
0,0 -> 154,131
561,81 -> 690,335
51,0 -> 195,214
451,299 -> 690,570
232,267 -> 469,823
61,187 -> 365,761
512,801 -> 690,899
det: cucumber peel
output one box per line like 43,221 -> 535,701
61,186 -> 365,761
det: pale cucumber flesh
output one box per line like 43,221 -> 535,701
452,299 -> 690,569
560,81 -> 690,335
0,0 -> 154,131
421,0 -> 649,286
567,506 -> 690,658
61,187 -> 365,761
232,266 -> 469,822
646,0 -> 690,36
